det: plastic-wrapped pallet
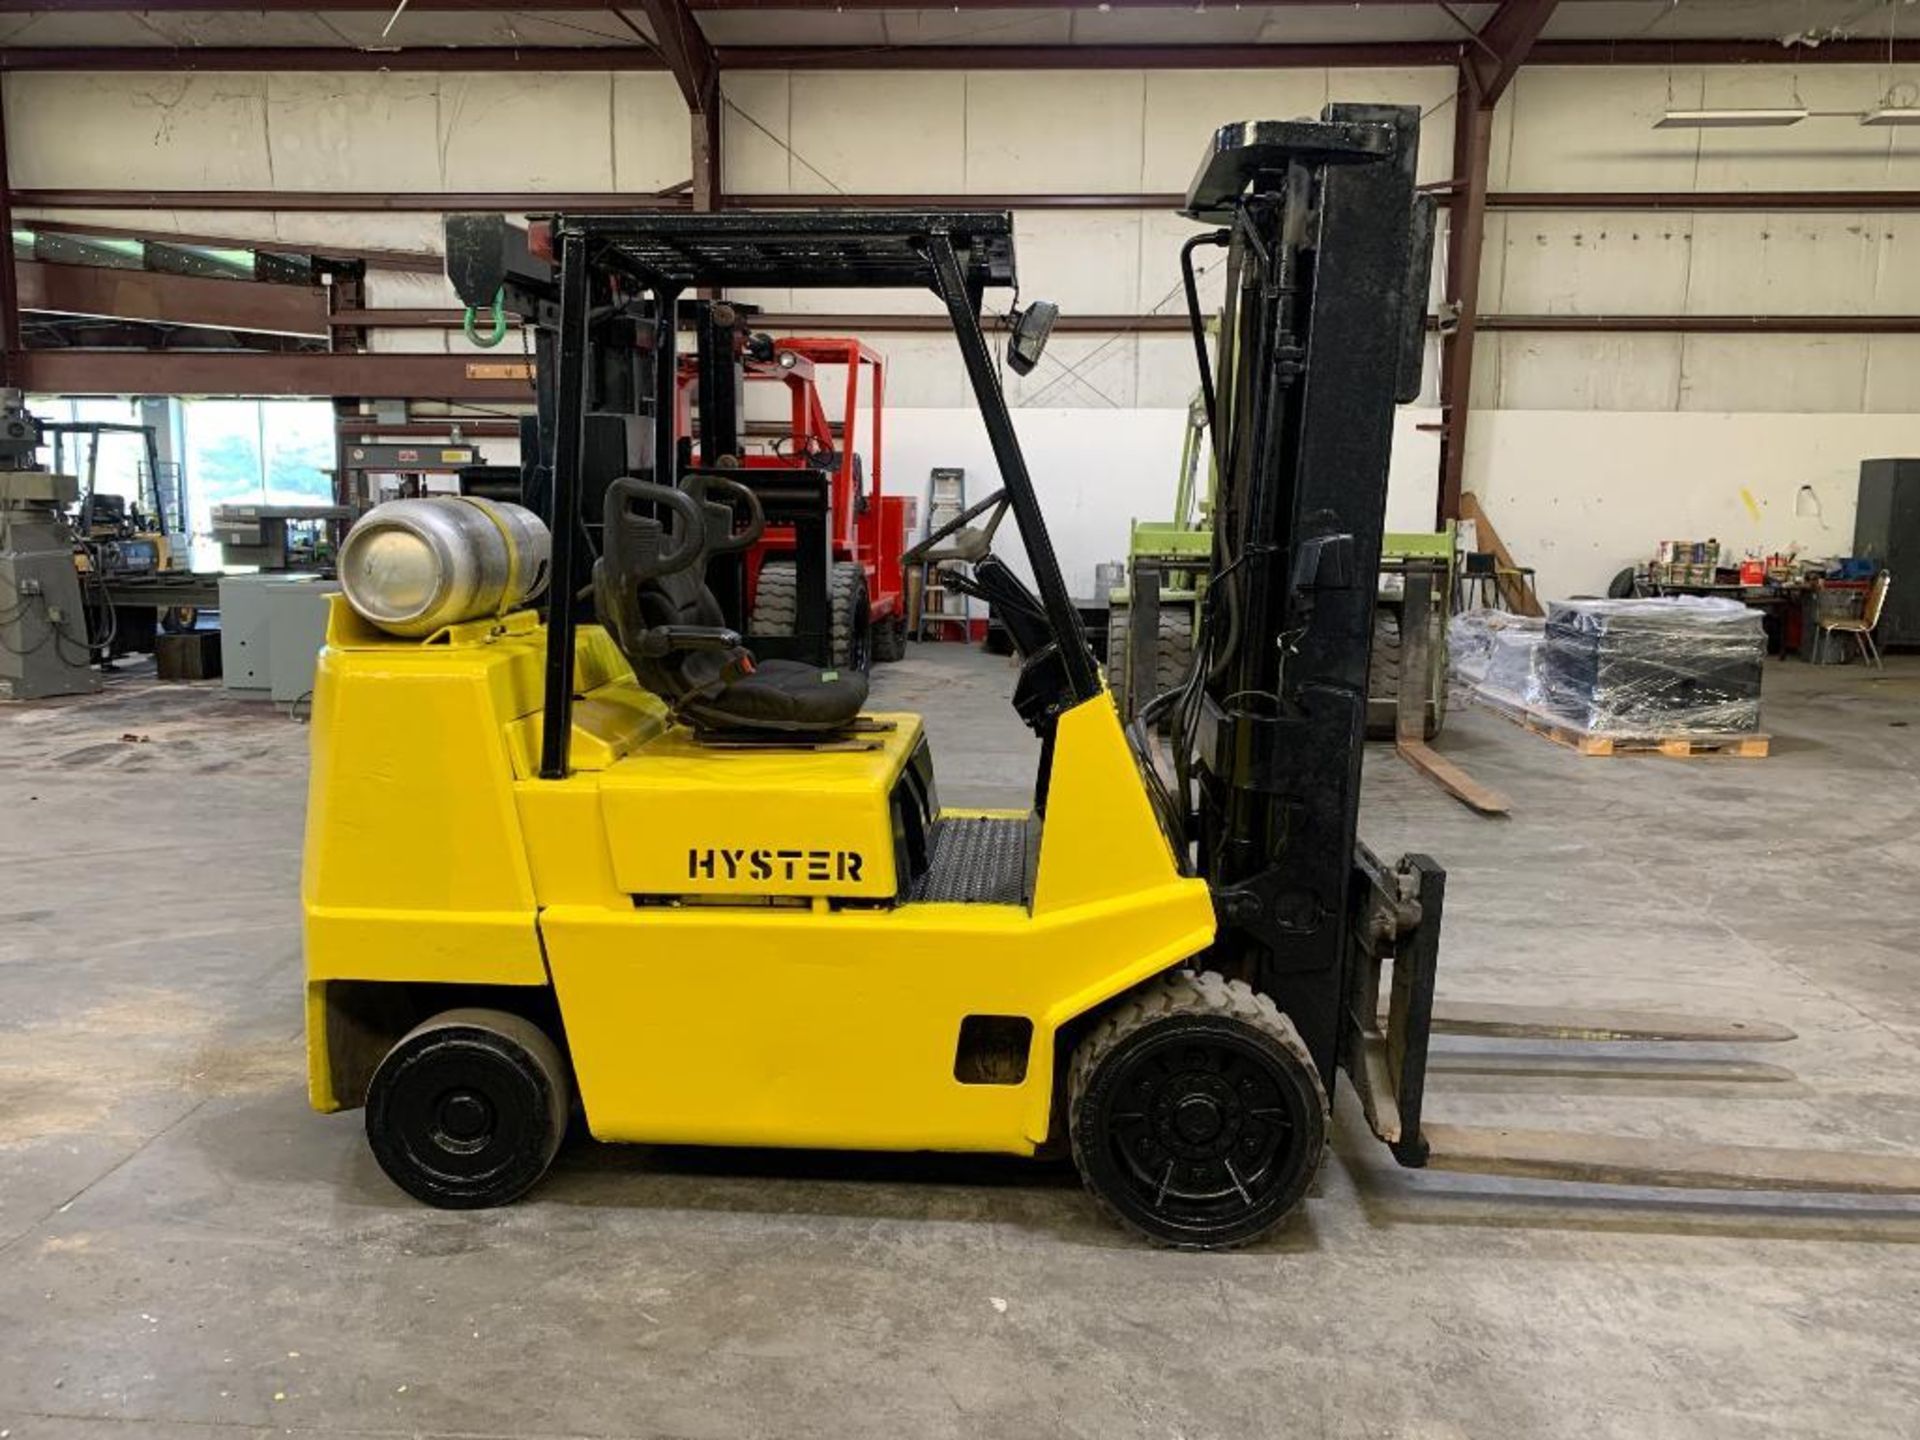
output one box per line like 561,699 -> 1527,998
1540,597 -> 1764,737
1450,608 -> 1546,707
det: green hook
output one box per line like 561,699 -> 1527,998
463,286 -> 508,348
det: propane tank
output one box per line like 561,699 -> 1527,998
337,496 -> 550,638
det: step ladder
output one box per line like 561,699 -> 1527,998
915,466 -> 973,643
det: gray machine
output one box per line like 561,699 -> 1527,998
210,502 -> 355,570
0,389 -> 100,701
218,572 -> 339,702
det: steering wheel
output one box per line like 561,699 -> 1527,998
902,487 -> 1011,568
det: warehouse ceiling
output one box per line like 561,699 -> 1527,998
0,1 -> 1909,52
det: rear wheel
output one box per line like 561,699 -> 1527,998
749,559 -> 872,673
1367,606 -> 1446,740
365,1008 -> 569,1209
830,561 -> 872,674
748,560 -> 798,640
1069,970 -> 1328,1249
871,608 -> 907,663
1104,603 -> 1195,717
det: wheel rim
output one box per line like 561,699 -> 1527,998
379,1043 -> 543,1191
1090,1024 -> 1314,1237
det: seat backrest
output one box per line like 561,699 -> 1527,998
1866,570 -> 1892,629
594,477 -> 738,707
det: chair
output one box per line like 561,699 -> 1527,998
1816,571 -> 1891,669
594,474 -> 869,733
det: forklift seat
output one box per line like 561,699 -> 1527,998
594,476 -> 868,733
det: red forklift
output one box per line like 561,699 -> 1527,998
679,304 -> 910,670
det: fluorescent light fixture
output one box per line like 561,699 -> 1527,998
1656,108 -> 1809,129
1862,107 -> 1920,126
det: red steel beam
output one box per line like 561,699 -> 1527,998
1489,191 -> 1920,211
0,0 -> 1464,8
4,39 -> 1916,72
0,1 -> 613,8
12,188 -> 690,212
18,259 -> 328,335
15,350 -> 537,399
635,0 -> 722,211
0,47 -> 669,72
1480,314 -> 1920,333
0,79 -> 17,385
18,217 -> 445,271
1437,0 -> 1557,525
1463,0 -> 1558,107
16,187 -> 1918,216
331,306 -> 1920,335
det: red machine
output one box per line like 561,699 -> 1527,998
678,318 -> 910,669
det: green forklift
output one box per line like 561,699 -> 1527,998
1106,397 -> 1451,739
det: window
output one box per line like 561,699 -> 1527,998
182,399 -> 336,538
27,397 -> 149,512
261,403 -> 336,506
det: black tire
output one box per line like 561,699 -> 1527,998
1068,970 -> 1328,1250
871,609 -> 907,663
1366,606 -> 1446,741
830,561 -> 872,674
750,560 -> 872,672
1104,603 -> 1195,714
365,1008 -> 569,1210
748,560 -> 798,640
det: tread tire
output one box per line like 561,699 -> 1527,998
871,609 -> 907,662
1068,969 -> 1328,1250
830,561 -> 872,674
748,560 -> 798,640
1367,605 -> 1446,741
1104,603 -> 1195,715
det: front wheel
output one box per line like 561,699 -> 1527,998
365,1008 -> 570,1209
1069,970 -> 1328,1249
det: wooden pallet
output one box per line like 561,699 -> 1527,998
1483,698 -> 1769,758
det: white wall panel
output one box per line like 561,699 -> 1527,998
6,74 -> 275,189
1467,331 -> 1502,411
1139,71 -> 1330,190
1005,334 -> 1138,410
861,336 -> 973,409
1501,66 -> 1703,192
1493,332 -> 1682,411
1012,209 -> 1141,314
1864,336 -> 1920,413
1693,66 -> 1920,192
789,71 -> 966,194
1677,334 -> 1870,413
720,74 -> 794,192
1135,334 -> 1201,410
1868,214 -> 1920,311
612,73 -> 694,193
433,74 -> 616,191
1685,212 -> 1879,316
964,71 -> 1147,192
1494,212 -> 1694,315
263,75 -> 443,191
1466,410 -> 1920,601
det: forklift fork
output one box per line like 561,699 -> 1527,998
1343,843 -> 1920,1197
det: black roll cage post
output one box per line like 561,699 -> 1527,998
477,210 -> 1100,781
922,230 -> 1100,709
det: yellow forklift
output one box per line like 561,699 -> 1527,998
305,108 -> 1920,1247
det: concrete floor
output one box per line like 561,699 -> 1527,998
2,643 -> 1919,1439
